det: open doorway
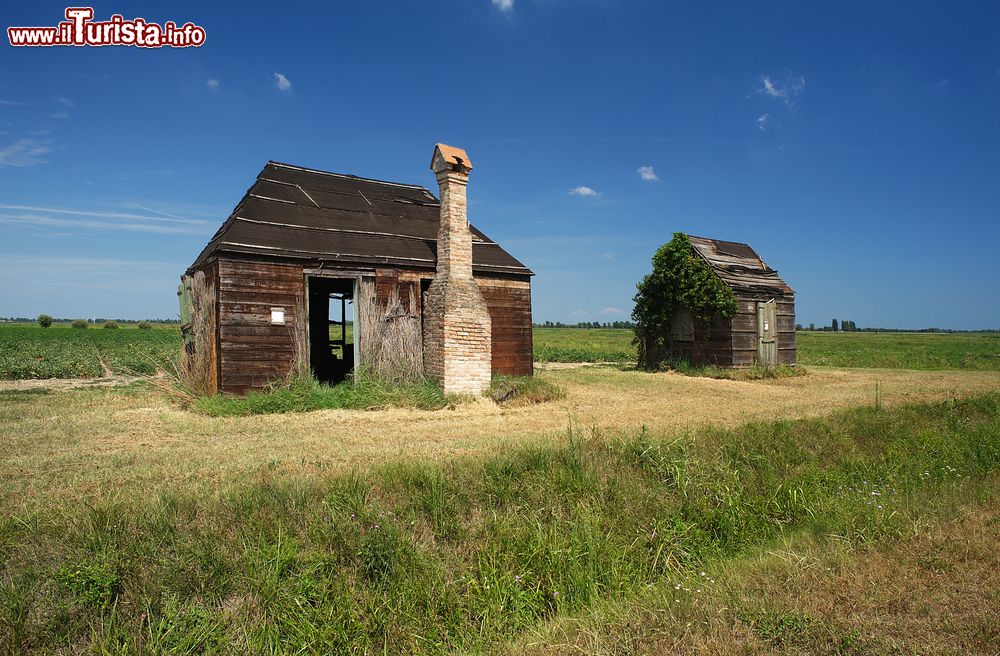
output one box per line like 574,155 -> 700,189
307,277 -> 356,384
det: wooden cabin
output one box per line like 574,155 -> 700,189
669,235 -> 795,367
180,145 -> 533,395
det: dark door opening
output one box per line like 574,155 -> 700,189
308,277 -> 356,384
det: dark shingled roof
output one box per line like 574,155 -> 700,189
189,162 -> 532,276
687,234 -> 793,296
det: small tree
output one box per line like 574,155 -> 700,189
37,314 -> 53,329
72,319 -> 88,329
632,233 -> 737,369
137,321 -> 152,330
832,318 -> 839,332
103,320 -> 119,329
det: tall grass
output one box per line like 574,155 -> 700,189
671,361 -> 804,380
194,374 -> 453,416
487,375 -> 566,406
2,395 -> 998,653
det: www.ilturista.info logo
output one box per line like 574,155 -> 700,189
7,7 -> 206,48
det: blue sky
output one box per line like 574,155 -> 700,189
1,1 -> 998,328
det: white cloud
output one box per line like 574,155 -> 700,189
0,100 -> 27,106
757,113 -> 769,130
756,74 -> 805,105
0,138 -> 54,167
0,204 -> 208,226
637,165 -> 659,181
0,213 -> 204,235
760,75 -> 781,97
55,96 -> 74,108
206,78 -> 220,90
936,78 -> 951,89
274,72 -> 292,91
599,307 -> 626,316
492,0 -> 514,11
569,185 -> 599,197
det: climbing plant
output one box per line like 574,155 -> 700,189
632,232 -> 737,369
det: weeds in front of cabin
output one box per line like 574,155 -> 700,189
671,362 -> 805,381
193,372 -> 456,416
2,394 -> 998,653
488,375 -> 566,407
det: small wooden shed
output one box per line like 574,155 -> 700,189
669,235 -> 795,367
180,146 -> 533,395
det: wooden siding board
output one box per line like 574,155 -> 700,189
217,258 -> 305,393
479,280 -> 533,376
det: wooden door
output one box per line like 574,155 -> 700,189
757,301 -> 777,367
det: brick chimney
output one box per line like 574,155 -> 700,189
423,144 -> 492,394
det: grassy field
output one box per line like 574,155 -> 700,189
1,391 -> 997,653
533,327 -> 1000,370
2,323 -> 999,652
796,331 -> 1000,370
532,328 -> 636,363
2,325 -> 998,381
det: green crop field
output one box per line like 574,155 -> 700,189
532,327 -> 1000,371
2,324 -> 999,381
795,331 -> 1000,370
0,323 -> 180,379
532,328 -> 636,363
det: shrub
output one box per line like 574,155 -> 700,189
36,314 -> 53,329
71,319 -> 88,329
137,321 -> 152,330
488,375 -> 566,406
103,321 -> 119,329
632,233 -> 738,369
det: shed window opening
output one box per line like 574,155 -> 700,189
670,308 -> 695,342
328,292 -> 354,360
270,308 -> 286,325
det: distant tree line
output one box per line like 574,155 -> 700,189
795,319 -> 997,334
533,320 -> 636,329
533,318 -> 998,333
0,316 -> 180,324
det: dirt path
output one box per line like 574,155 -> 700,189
0,374 -> 153,392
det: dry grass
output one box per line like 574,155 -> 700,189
2,365 -> 999,514
518,495 -> 1000,655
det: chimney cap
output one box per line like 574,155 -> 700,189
431,143 -> 473,174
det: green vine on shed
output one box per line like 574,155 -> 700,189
632,232 -> 738,369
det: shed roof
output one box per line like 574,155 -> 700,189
189,162 -> 532,276
687,234 -> 793,296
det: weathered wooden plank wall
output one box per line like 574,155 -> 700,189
775,298 -> 796,365
180,261 -> 219,395
209,258 -> 533,393
478,277 -> 533,376
675,312 -> 735,366
217,259 -> 305,393
731,295 -> 796,367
